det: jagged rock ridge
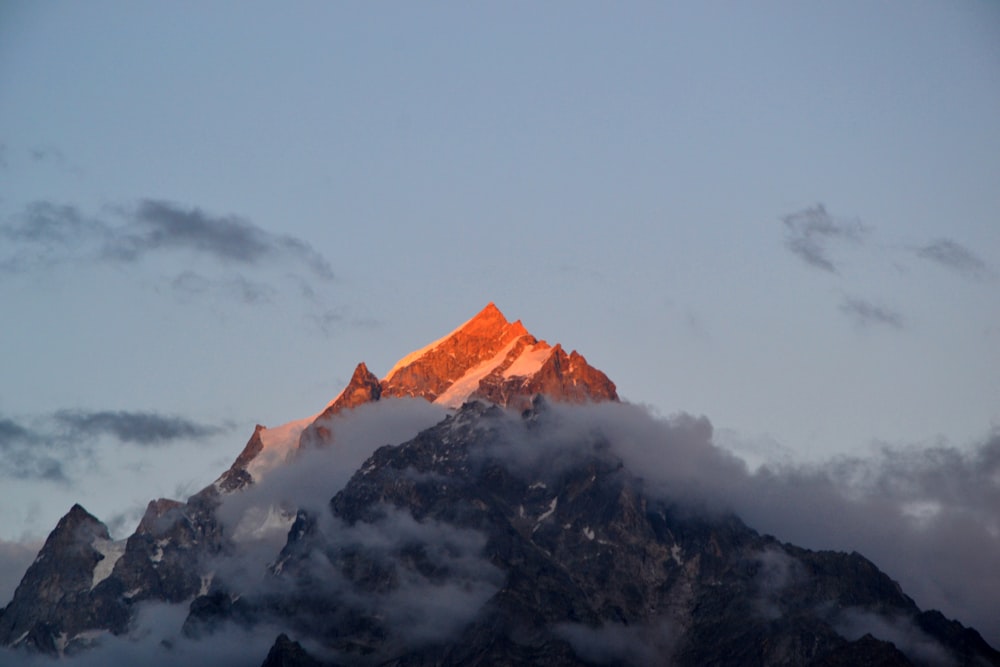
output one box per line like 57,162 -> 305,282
227,302 -> 618,488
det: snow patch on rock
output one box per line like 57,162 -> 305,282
90,537 -> 126,590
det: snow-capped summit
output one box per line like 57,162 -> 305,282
380,302 -> 617,409
377,302 -> 617,409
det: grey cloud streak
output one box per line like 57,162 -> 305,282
839,296 -> 904,329
781,204 -> 868,273
916,238 -> 990,279
1,400 -> 996,664
54,410 -> 228,446
169,270 -> 277,306
0,199 -> 334,280
0,417 -> 70,482
106,200 -> 334,279
0,410 -> 230,483
469,402 -> 1000,648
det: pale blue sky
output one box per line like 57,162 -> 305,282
1,1 -> 998,541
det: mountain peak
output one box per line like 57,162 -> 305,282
462,301 -> 528,338
381,302 -> 527,389
225,303 -> 617,481
378,303 -> 613,408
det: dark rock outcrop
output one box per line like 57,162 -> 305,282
0,504 -> 128,654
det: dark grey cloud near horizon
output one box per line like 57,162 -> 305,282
781,204 -> 869,273
106,200 -> 334,280
916,238 -> 990,279
169,270 -> 276,305
839,296 -> 904,329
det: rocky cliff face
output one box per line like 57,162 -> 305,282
377,302 -> 617,409
0,504 -> 126,656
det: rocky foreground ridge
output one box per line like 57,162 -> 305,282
1,304 -> 997,666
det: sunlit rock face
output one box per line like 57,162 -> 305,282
381,302 -> 532,402
378,302 -> 618,409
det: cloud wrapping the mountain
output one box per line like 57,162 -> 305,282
394,401 -> 998,650
210,400 -> 1000,655
528,402 -> 1000,647
835,609 -> 955,666
208,400 -> 500,659
218,399 -> 447,526
212,399 -> 449,590
315,507 -> 504,646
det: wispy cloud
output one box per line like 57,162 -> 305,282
169,271 -> 276,305
0,410 -> 230,483
0,202 -> 106,267
0,417 -> 68,481
104,200 -> 334,279
781,204 -> 868,273
212,402 -> 1000,659
0,199 -> 342,329
916,238 -> 990,280
0,199 -> 334,280
839,296 -> 904,329
29,145 -> 66,164
54,410 -> 227,446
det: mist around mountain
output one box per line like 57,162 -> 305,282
1,304 -> 997,666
